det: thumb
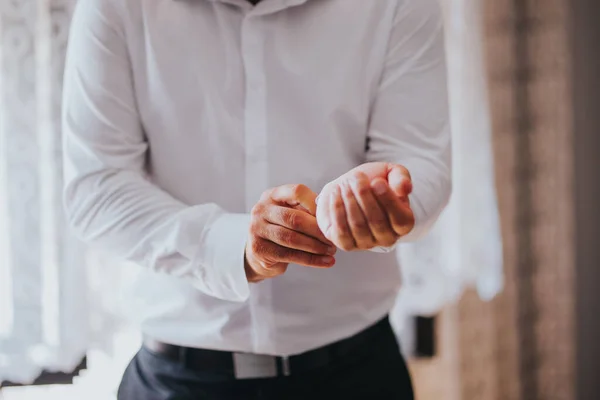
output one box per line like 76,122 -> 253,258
387,165 -> 413,197
270,184 -> 318,215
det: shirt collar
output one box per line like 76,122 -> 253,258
200,0 -> 310,15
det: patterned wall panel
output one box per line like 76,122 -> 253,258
410,0 -> 576,398
460,0 -> 576,398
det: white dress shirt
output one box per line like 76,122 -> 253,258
62,0 -> 451,356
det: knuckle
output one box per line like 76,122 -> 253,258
271,264 -> 288,276
357,221 -> 370,232
380,196 -> 396,209
309,254 -> 323,266
333,234 -> 353,251
357,187 -> 371,199
272,206 -> 286,222
307,242 -> 325,254
280,230 -> 297,245
333,220 -> 347,235
251,203 -> 265,218
333,193 -> 345,208
382,238 -> 398,247
276,247 -> 293,260
260,189 -> 272,202
354,182 -> 371,197
349,218 -> 369,233
333,210 -> 346,224
351,171 -> 364,181
360,238 -> 376,250
273,229 -> 288,243
249,220 -> 261,235
285,212 -> 302,230
338,227 -> 351,239
356,243 -> 369,251
289,183 -> 306,197
339,242 -> 354,252
250,239 -> 263,255
370,217 -> 389,231
395,220 -> 415,236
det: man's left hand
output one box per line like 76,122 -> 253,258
316,162 -> 415,251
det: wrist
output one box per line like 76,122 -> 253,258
244,248 -> 263,283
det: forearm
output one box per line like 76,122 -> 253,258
64,167 -> 251,301
391,157 -> 451,242
365,0 -> 452,243
366,126 -> 452,243
61,0 -> 250,302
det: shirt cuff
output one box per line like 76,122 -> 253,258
370,245 -> 397,253
195,213 -> 251,302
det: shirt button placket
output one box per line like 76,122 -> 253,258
241,15 -> 272,355
242,20 -> 267,212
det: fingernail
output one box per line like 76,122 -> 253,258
327,246 -> 337,255
320,256 -> 335,264
373,180 -> 388,195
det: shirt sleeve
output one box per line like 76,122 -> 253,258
366,0 -> 452,245
62,0 -> 250,302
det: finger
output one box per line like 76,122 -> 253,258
316,187 -> 333,238
260,224 -> 337,256
247,239 -> 289,278
372,178 -> 415,236
270,184 -> 318,216
263,205 -> 332,246
329,186 -> 356,251
277,248 -> 336,268
256,239 -> 335,268
387,165 -> 413,197
341,179 -> 376,249
350,173 -> 398,247
255,264 -> 287,279
256,261 -> 289,279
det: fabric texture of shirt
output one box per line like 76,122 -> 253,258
62,0 -> 451,356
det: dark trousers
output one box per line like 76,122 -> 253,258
118,320 -> 414,400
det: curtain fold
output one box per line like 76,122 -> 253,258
392,0 -> 503,335
0,0 -> 88,384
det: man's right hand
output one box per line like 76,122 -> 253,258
245,184 -> 337,283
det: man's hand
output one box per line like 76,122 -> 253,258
316,162 -> 415,251
245,184 -> 337,283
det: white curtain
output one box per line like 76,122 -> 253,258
0,0 -> 502,385
0,0 -> 89,384
392,0 -> 503,340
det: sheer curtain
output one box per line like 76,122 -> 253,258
392,0 -> 503,336
0,0 -> 89,384
0,0 -> 502,385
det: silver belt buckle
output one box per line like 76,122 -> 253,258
233,353 -> 278,379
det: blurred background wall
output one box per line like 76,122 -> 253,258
409,0 -> 582,399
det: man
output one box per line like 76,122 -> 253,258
62,0 -> 451,398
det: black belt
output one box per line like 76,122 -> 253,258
143,316 -> 390,379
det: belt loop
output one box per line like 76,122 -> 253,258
328,340 -> 340,360
179,346 -> 189,367
281,356 -> 291,377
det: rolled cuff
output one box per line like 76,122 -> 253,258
195,213 -> 251,302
